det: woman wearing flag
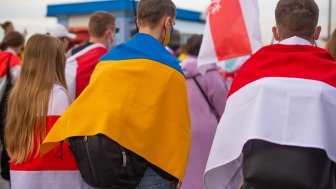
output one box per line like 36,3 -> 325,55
205,0 -> 336,188
5,34 -> 93,189
41,0 -> 190,188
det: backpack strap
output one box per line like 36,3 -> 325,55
192,75 -> 220,122
5,54 -> 12,86
0,54 -> 13,143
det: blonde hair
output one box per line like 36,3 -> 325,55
326,29 -> 336,59
5,34 -> 67,164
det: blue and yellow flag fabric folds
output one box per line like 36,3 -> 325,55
41,33 -> 191,180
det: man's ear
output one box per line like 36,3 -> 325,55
164,16 -> 172,31
104,27 -> 111,38
272,26 -> 280,41
314,26 -> 322,41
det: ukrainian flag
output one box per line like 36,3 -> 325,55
41,33 -> 191,181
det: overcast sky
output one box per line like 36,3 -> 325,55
0,0 -> 335,45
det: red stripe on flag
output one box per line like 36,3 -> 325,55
76,47 -> 108,97
209,0 -> 252,60
228,45 -> 336,96
10,116 -> 79,171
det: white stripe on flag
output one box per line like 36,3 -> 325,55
204,77 -> 336,189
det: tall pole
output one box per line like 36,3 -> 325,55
327,0 -> 332,39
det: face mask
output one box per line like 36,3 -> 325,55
163,23 -> 173,47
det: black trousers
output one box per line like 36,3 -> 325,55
0,145 -> 10,181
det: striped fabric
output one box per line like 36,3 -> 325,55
10,85 -> 93,189
204,41 -> 336,189
66,43 -> 108,101
0,52 -> 21,99
42,33 -> 191,181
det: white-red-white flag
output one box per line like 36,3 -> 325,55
198,0 -> 262,72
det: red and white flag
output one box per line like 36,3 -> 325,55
66,43 -> 108,101
198,0 -> 262,72
204,43 -> 336,189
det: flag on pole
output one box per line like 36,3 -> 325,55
198,0 -> 262,73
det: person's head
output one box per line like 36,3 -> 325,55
0,31 -> 25,54
47,23 -> 76,51
272,0 -> 320,44
186,34 -> 203,57
137,0 -> 176,46
88,11 -> 117,48
5,34 -> 67,164
326,29 -> 336,59
1,21 -> 14,34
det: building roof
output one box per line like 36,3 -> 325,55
47,0 -> 205,23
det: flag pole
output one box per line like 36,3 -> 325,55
327,0 -> 332,39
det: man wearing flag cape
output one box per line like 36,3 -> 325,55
41,0 -> 190,188
205,0 -> 336,188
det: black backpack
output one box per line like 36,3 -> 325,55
0,54 -> 12,181
69,134 -> 148,188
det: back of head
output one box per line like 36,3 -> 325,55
186,34 -> 203,57
275,0 -> 319,40
0,31 -> 25,51
23,34 -> 66,88
6,34 -> 67,163
89,11 -> 116,38
137,0 -> 176,28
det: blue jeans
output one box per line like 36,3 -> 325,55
135,167 -> 177,189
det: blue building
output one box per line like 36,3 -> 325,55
47,0 -> 205,43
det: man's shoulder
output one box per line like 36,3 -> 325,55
70,42 -> 107,57
100,43 -> 182,74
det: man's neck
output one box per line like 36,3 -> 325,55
138,27 -> 162,44
89,37 -> 108,48
279,36 -> 314,46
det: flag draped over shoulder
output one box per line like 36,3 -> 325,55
41,33 -> 191,181
198,0 -> 262,72
204,44 -> 336,189
10,86 -> 91,189
65,43 -> 108,101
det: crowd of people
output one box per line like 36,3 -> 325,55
0,0 -> 336,189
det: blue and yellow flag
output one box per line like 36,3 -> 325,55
42,33 -> 191,180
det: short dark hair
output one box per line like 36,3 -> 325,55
89,11 -> 116,38
137,0 -> 176,28
0,31 -> 25,51
275,0 -> 319,40
186,34 -> 203,57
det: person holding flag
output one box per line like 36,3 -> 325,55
41,0 -> 190,188
205,0 -> 336,188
